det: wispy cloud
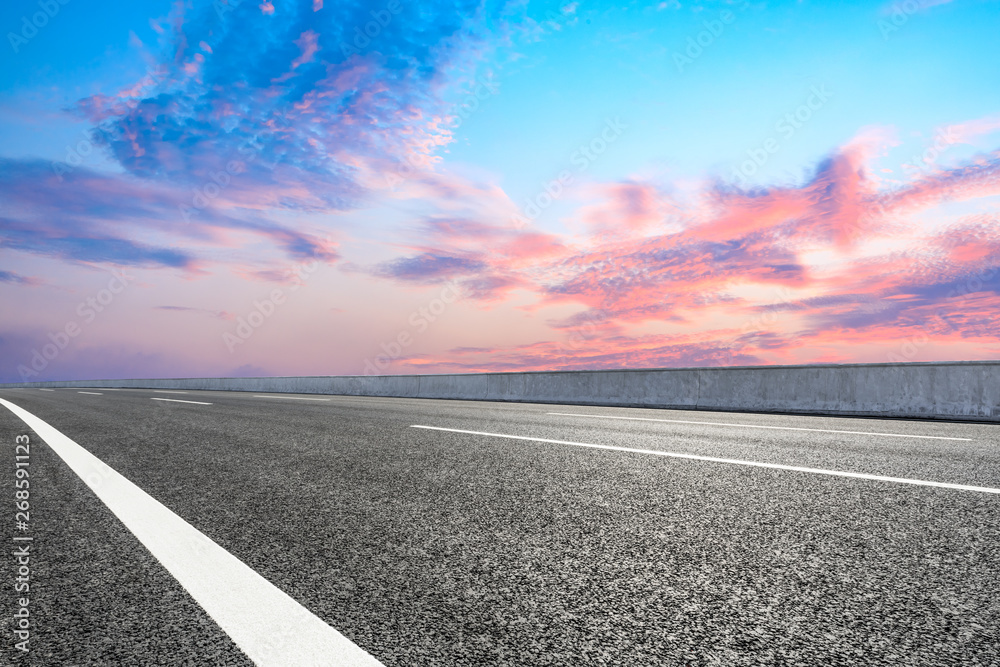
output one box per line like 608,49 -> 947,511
0,270 -> 42,286
154,305 -> 235,320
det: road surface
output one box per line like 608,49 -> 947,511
1,387 -> 998,666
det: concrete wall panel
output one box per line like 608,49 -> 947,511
5,361 -> 998,421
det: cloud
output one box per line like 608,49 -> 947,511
0,0 -> 521,286
0,270 -> 41,286
373,253 -> 486,282
0,327 -> 189,383
1,228 -> 195,269
877,150 -> 1000,216
154,305 -> 235,320
578,181 -> 675,238
401,330 -> 767,373
0,158 -> 339,271
944,114 -> 1000,146
695,147 -> 877,247
76,0 -> 523,210
229,363 -> 271,377
352,130 -> 1000,368
364,130 -> 1000,368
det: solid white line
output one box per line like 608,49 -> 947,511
411,425 -> 1000,494
0,397 -> 384,667
150,398 -> 213,405
547,412 -> 972,442
153,390 -> 188,394
252,395 -> 331,401
78,391 -> 103,395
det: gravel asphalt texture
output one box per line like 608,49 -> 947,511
0,387 -> 998,666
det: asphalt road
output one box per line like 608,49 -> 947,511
1,387 -> 998,666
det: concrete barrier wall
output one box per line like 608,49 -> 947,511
4,361 -> 999,421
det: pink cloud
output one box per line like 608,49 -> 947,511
292,30 -> 320,69
944,115 -> 1000,146
272,31 -> 321,83
578,181 -> 675,239
878,151 -> 1000,216
358,125 -> 1000,370
695,144 -> 877,247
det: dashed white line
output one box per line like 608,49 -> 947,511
39,389 -> 55,392
78,391 -> 103,395
252,395 -> 331,401
547,412 -> 972,442
411,425 -> 1000,494
0,397 -> 384,667
153,390 -> 188,394
150,398 -> 213,405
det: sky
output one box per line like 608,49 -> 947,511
1,0 -> 999,382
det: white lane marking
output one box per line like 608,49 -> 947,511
39,389 -> 55,392
547,412 -> 972,442
411,425 -> 1000,495
252,395 -> 331,401
78,391 -> 103,395
0,397 -> 384,667
153,390 -> 188,394
150,398 -> 213,405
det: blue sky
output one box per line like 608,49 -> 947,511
1,0 -> 999,381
